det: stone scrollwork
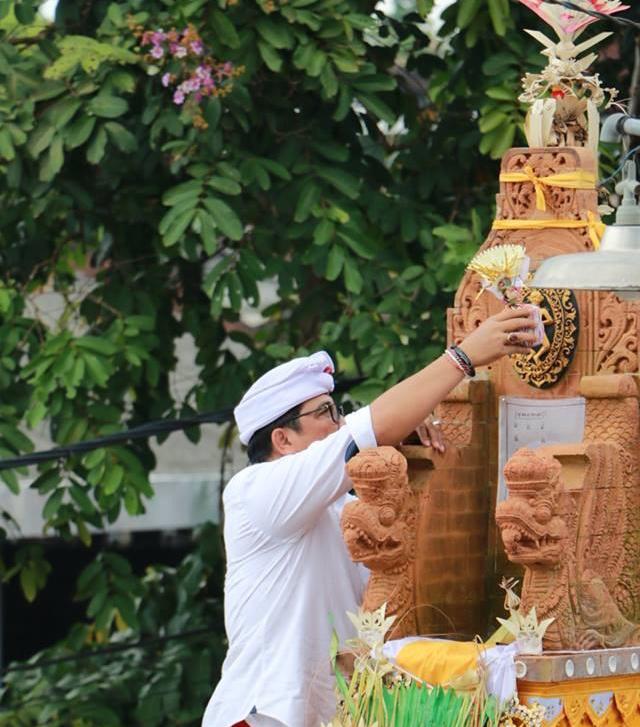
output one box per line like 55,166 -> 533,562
511,287 -> 579,389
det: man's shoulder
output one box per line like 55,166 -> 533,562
222,462 -> 267,503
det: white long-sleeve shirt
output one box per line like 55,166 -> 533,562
202,407 -> 377,727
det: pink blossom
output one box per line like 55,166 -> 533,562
173,89 -> 185,105
518,0 -> 629,35
150,45 -> 164,59
161,72 -> 172,87
174,45 -> 187,59
151,30 -> 166,45
182,77 -> 200,92
190,40 -> 204,55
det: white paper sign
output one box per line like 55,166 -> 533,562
497,396 -> 586,503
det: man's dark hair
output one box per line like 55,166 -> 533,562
247,403 -> 303,464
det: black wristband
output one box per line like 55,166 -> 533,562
449,345 -> 476,377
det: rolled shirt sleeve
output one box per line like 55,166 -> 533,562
242,406 -> 377,540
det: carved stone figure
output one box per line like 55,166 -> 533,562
496,442 -> 640,650
341,446 -> 418,639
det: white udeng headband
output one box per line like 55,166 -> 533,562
234,351 -> 335,444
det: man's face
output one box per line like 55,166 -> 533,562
270,393 -> 343,458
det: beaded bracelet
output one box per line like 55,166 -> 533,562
444,345 -> 476,378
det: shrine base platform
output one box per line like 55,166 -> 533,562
518,647 -> 640,725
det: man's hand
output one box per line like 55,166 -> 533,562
458,307 -> 537,367
416,416 -> 445,453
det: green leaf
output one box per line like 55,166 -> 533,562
203,197 -> 243,241
162,179 -> 203,206
202,255 -> 234,296
64,115 -> 96,149
105,121 -> 137,152
86,125 -> 108,164
207,176 -> 242,195
82,448 -> 106,469
457,0 -> 482,28
75,336 -> 118,356
353,74 -> 396,93
317,167 -> 360,199
82,353 -> 110,387
44,97 -> 82,129
14,1 -> 36,24
102,465 -> 124,495
31,470 -> 61,495
43,489 -> 64,520
313,218 -> 335,245
0,424 -> 34,453
485,86 -> 514,101
357,92 -> 396,124
20,567 -> 37,602
87,95 -> 129,119
39,135 -> 64,182
325,245 -> 344,281
69,484 -> 95,515
256,18 -> 294,49
1,469 -> 19,495
26,400 -> 48,429
294,180 -> 321,222
210,10 -> 240,48
258,41 -> 283,72
479,110 -> 508,133
0,128 -> 14,160
28,124 -> 56,158
343,258 -> 363,294
124,486 -> 139,515
113,593 -> 139,629
162,207 -> 196,246
487,0 -> 508,36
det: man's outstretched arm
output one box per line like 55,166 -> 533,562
370,307 -> 538,446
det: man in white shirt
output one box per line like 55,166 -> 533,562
202,307 -> 536,727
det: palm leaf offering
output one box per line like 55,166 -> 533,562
466,245 -> 530,307
324,597 -> 551,726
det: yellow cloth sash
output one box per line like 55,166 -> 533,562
395,639 -> 489,688
499,166 -> 597,212
492,211 -> 604,250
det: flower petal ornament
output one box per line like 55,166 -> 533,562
467,244 -> 531,307
467,245 -> 545,345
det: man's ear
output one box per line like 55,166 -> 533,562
271,427 -> 294,457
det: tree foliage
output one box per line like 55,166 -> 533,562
0,0 -> 637,722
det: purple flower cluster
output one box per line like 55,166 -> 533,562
141,25 -> 204,61
139,24 -> 239,111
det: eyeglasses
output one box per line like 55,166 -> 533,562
282,401 -> 345,426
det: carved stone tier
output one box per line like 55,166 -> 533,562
518,647 -> 640,725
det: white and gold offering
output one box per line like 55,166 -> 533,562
467,244 -> 545,345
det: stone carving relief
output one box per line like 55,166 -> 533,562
594,292 -> 639,374
496,443 -> 640,651
511,287 -> 579,388
341,447 -> 418,639
500,149 -> 589,222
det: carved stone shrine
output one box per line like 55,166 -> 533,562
342,144 -> 640,653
